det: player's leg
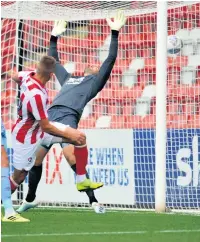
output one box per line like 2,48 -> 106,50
26,146 -> 48,202
10,138 -> 41,194
63,144 -> 99,203
62,144 -> 105,213
1,141 -> 29,222
1,145 -> 15,217
74,140 -> 104,191
57,116 -> 103,191
17,146 -> 50,213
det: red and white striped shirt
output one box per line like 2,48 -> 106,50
12,71 -> 48,144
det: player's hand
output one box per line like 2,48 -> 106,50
64,127 -> 86,145
106,10 -> 127,31
51,20 -> 67,37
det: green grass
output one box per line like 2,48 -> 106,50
1,209 -> 200,242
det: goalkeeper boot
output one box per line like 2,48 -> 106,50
92,202 -> 106,214
2,213 -> 30,222
77,179 -> 103,192
77,178 -> 91,192
89,180 -> 104,190
16,199 -> 38,214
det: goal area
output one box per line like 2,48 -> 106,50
1,1 -> 200,213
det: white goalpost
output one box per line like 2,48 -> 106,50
1,1 -> 200,213
155,1 -> 167,213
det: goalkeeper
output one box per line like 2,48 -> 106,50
17,11 -> 126,214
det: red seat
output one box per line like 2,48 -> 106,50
169,85 -> 200,101
98,88 -> 113,101
169,114 -> 188,129
87,35 -> 105,49
150,101 -> 156,115
110,116 -> 125,128
1,91 -> 8,106
138,67 -> 156,87
129,49 -> 139,59
126,86 -> 143,100
1,55 -> 13,73
1,90 -> 16,107
188,115 -> 200,128
107,102 -> 121,116
113,87 -> 129,100
78,116 -> 96,129
140,115 -> 156,129
114,59 -> 130,72
92,101 -> 107,117
182,102 -> 197,115
168,56 -> 188,68
123,104 -> 135,116
59,38 -> 88,52
196,66 -> 200,84
125,115 -> 142,128
144,58 -> 156,68
131,33 -> 146,46
108,75 -> 121,89
126,25 -> 138,34
167,67 -> 180,86
167,102 -> 181,115
143,23 -> 156,33
1,38 -> 15,55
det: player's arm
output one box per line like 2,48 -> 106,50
91,11 -> 126,96
11,71 -> 26,84
48,20 -> 71,86
39,119 -> 85,145
30,94 -> 85,145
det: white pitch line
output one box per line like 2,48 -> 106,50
1,231 -> 146,237
2,229 -> 200,238
156,229 -> 200,233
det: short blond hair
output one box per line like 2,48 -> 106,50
37,56 -> 56,78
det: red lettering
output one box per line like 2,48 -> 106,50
49,148 -> 63,184
45,153 -> 50,184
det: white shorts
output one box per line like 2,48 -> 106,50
12,122 -> 68,171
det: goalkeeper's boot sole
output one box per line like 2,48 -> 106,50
16,200 -> 38,214
2,214 -> 30,222
77,179 -> 104,192
92,202 -> 106,214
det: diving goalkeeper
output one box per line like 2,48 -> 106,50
17,11 -> 126,214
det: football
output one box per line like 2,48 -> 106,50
167,35 -> 183,54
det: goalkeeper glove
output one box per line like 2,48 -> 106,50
51,20 -> 67,37
106,10 -> 127,31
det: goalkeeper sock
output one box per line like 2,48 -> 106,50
74,145 -> 88,182
1,168 -> 16,217
26,165 -> 42,203
71,164 -> 98,204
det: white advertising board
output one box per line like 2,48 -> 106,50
9,129 -> 135,205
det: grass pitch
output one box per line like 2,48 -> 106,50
1,208 -> 200,242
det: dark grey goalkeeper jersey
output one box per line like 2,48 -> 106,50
48,30 -> 119,122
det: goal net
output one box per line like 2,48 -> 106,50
1,1 -> 200,212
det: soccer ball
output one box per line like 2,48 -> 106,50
167,35 -> 183,54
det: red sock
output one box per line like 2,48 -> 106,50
9,177 -> 19,194
74,145 -> 88,175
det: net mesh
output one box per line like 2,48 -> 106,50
1,1 -> 200,211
